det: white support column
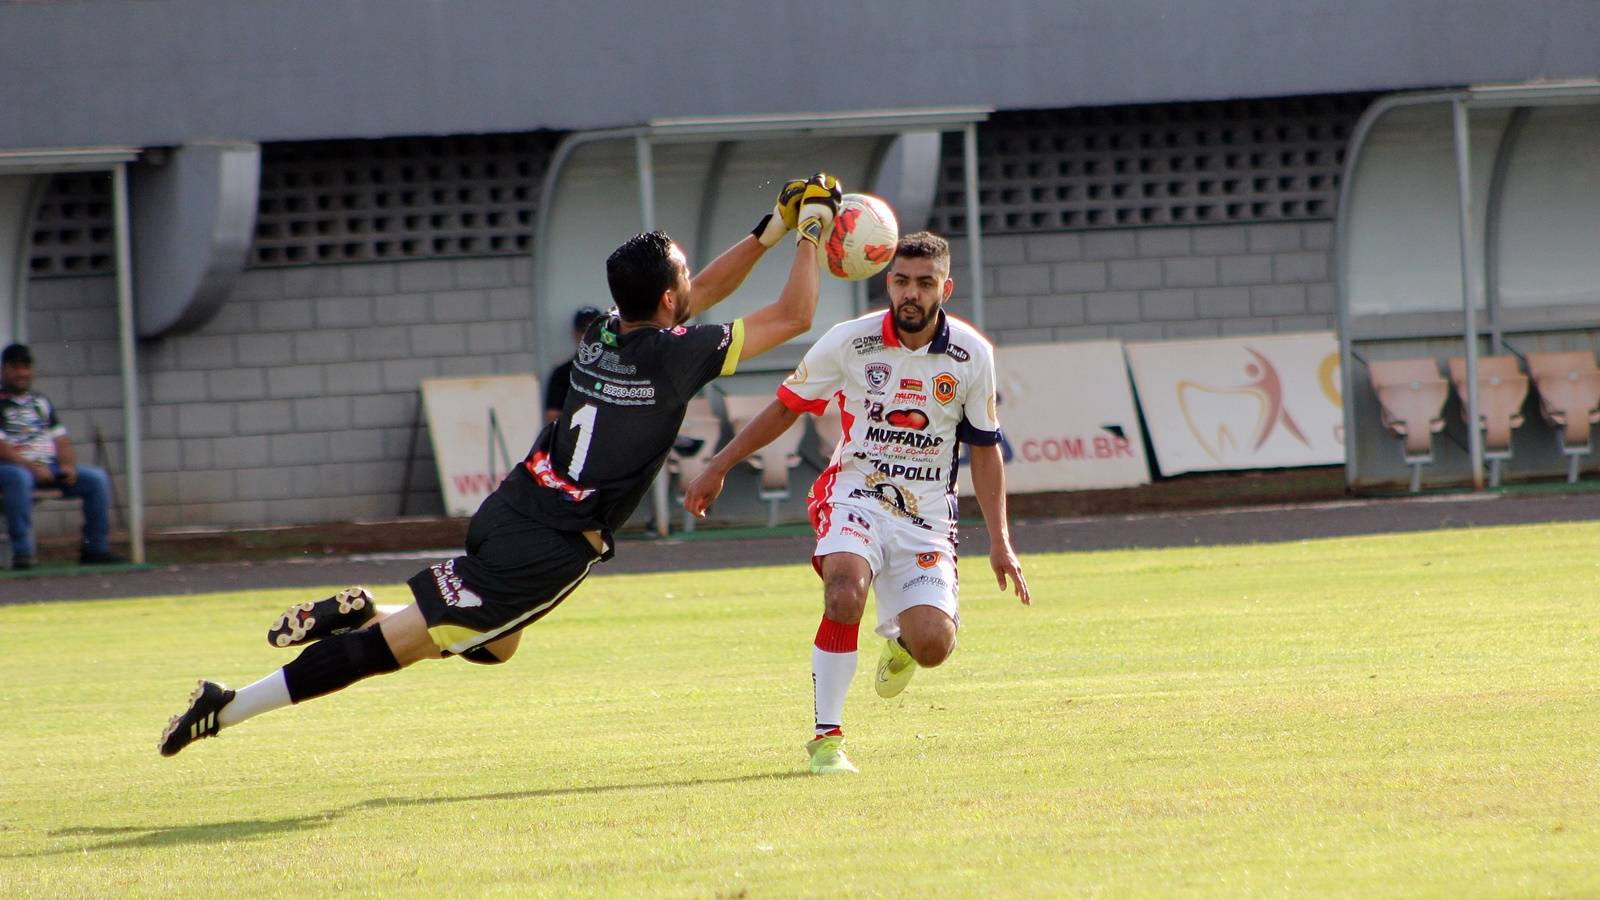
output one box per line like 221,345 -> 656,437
962,123 -> 986,333
112,163 -> 145,562
1452,99 -> 1484,492
635,136 -> 672,537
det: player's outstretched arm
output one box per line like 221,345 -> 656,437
736,174 -> 841,361
683,398 -> 802,517
688,178 -> 808,317
688,237 -> 764,318
968,442 -> 1031,605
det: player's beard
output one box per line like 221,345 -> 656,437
893,299 -> 936,336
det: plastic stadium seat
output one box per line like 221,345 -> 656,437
1447,355 -> 1529,487
1525,351 -> 1600,483
1367,358 -> 1450,493
723,393 -> 806,527
666,396 -> 724,531
812,401 -> 844,461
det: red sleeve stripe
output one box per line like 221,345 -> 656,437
777,384 -> 830,415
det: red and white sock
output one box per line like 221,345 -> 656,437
811,615 -> 859,737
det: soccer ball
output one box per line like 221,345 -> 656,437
822,193 -> 899,281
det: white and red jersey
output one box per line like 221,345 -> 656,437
777,309 -> 1002,537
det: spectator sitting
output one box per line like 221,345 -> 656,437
0,343 -> 125,570
543,305 -> 605,423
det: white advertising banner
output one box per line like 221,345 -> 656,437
1124,332 -> 1344,475
420,374 -> 543,517
959,341 -> 1150,495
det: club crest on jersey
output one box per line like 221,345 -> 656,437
865,362 -> 891,394
934,372 -> 958,405
916,551 -> 941,569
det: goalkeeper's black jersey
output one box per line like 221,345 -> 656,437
498,311 -> 744,535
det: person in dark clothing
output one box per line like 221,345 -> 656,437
158,173 -> 840,757
543,306 -> 605,424
1,343 -> 125,570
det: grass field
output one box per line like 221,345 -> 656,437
2,522 -> 1597,896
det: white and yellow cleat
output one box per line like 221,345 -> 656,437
874,637 -> 918,698
805,734 -> 859,775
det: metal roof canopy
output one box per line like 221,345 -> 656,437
0,146 -> 146,563
532,107 -> 992,536
1335,80 -> 1600,492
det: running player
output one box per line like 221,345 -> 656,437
683,231 -> 1030,775
158,173 -> 843,756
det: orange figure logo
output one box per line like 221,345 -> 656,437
933,373 -> 958,405
916,551 -> 940,569
1176,348 -> 1310,460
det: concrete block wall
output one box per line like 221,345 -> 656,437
23,255 -> 538,538
943,221 -> 1335,344
21,218 -> 1334,540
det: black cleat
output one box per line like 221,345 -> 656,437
267,586 -> 377,648
159,680 -> 235,757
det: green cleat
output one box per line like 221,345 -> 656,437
805,734 -> 859,775
874,637 -> 917,698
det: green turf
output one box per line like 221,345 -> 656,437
0,561 -> 156,579
1,523 -> 1597,896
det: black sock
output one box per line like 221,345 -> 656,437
283,627 -> 401,703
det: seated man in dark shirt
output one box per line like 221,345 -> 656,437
543,306 -> 604,423
159,173 -> 840,757
0,343 -> 125,570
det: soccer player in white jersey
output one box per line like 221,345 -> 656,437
684,231 -> 1030,775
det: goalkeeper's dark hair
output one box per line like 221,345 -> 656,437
893,231 -> 951,270
606,231 -> 680,322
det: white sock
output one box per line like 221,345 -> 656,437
218,669 -> 291,727
812,647 -> 858,735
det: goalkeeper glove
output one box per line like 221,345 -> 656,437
794,172 -> 842,247
750,178 -> 809,248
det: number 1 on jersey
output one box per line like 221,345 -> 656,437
567,403 -> 598,480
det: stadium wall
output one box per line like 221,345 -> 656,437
20,96 -> 1347,536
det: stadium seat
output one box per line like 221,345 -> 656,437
666,396 -> 724,532
810,400 -> 845,465
1447,355 -> 1529,487
1525,351 -> 1600,483
723,394 -> 806,528
1367,357 -> 1450,493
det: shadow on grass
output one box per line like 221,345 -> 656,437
19,770 -> 808,857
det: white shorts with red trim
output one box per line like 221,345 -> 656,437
812,502 -> 959,640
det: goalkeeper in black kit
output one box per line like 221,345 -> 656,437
159,174 -> 844,756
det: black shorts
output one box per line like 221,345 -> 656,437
407,491 -> 603,656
